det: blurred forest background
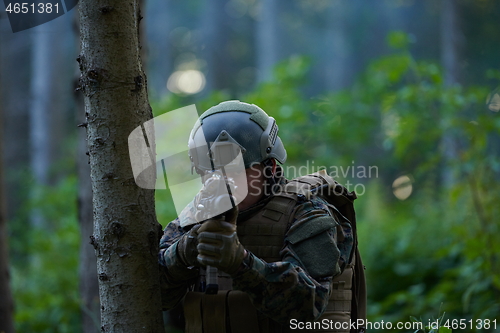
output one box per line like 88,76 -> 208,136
0,0 -> 499,332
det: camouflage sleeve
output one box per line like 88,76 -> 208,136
231,196 -> 353,324
158,218 -> 199,310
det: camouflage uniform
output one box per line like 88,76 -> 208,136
158,173 -> 354,328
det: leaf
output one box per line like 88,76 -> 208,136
486,69 -> 500,80
387,31 -> 411,49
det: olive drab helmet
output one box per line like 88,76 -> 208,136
188,100 -> 287,174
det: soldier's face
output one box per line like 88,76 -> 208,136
237,164 -> 265,211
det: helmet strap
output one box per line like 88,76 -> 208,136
262,158 -> 280,196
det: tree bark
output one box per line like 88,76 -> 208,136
0,70 -> 15,333
73,10 -> 101,333
78,1 -> 164,332
77,116 -> 100,333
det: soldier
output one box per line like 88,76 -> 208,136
159,100 -> 366,333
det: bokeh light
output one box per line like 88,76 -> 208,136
167,70 -> 206,95
486,90 -> 500,112
392,175 -> 413,200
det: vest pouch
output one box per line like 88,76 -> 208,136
183,290 -> 261,333
315,263 -> 354,333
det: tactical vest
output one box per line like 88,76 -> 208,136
183,170 -> 367,333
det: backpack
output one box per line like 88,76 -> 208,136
282,169 -> 367,332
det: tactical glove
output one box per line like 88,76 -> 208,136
176,224 -> 203,268
197,208 -> 245,275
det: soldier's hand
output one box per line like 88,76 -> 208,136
176,224 -> 203,268
197,208 -> 245,275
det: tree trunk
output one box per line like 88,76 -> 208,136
256,0 -> 279,83
78,1 -> 164,332
0,20 -> 31,224
73,10 -> 101,333
144,0 -> 172,98
77,114 -> 100,333
202,0 -> 231,92
324,1 -> 351,92
440,0 -> 463,187
441,0 -> 463,87
29,25 -> 53,227
0,76 -> 15,333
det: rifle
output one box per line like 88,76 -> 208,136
191,170 -> 238,295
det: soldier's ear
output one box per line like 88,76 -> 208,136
271,158 -> 277,175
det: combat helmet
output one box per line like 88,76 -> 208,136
188,100 -> 287,174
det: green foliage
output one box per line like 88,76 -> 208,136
411,312 -> 452,333
11,175 -> 81,333
348,33 -> 500,331
243,56 -> 313,163
387,31 -> 413,50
